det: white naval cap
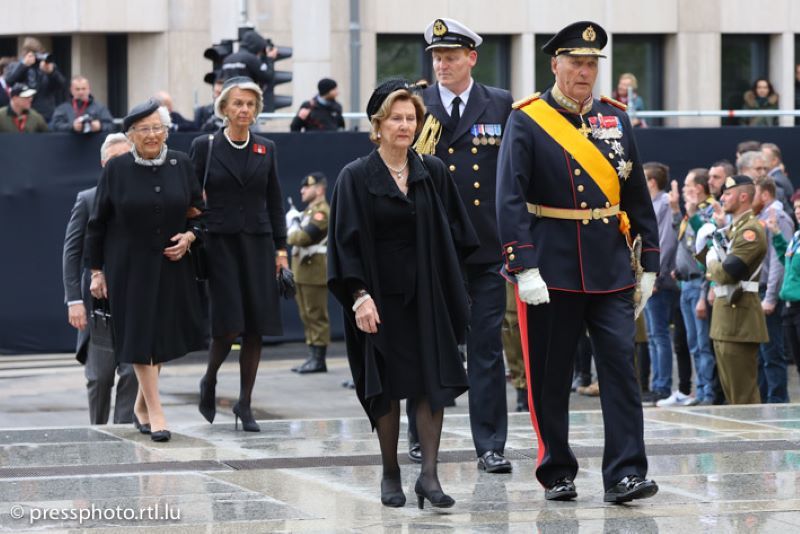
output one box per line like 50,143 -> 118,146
424,18 -> 483,51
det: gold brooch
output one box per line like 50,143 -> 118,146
583,25 -> 596,42
433,19 -> 448,37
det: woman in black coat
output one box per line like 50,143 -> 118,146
88,99 -> 205,442
328,80 -> 479,509
190,77 -> 288,432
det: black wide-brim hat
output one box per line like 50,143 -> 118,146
122,98 -> 161,131
541,21 -> 608,57
366,78 -> 411,121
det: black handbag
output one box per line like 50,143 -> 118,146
277,266 -> 296,299
89,298 -> 114,352
190,134 -> 214,282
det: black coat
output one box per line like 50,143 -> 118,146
290,97 -> 345,132
50,96 -> 114,133
189,131 -> 287,249
328,150 -> 479,425
87,150 -> 205,364
421,82 -> 513,264
5,61 -> 66,121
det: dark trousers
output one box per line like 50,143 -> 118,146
519,289 -> 647,490
407,262 -> 507,456
85,343 -> 137,425
782,304 -> 800,377
672,295 -> 693,396
574,327 -> 593,379
758,290 -> 789,403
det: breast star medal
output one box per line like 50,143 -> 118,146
617,160 -> 633,181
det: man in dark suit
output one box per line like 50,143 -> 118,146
62,132 -> 137,425
409,17 -> 514,474
496,21 -> 660,503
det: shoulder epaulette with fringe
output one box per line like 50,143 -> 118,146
600,95 -> 627,111
512,92 -> 541,110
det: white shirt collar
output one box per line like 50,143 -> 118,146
438,79 -> 474,115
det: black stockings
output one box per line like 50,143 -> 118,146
205,332 -> 263,406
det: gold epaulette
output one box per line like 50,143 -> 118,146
512,92 -> 541,110
600,95 -> 627,111
413,114 -> 443,156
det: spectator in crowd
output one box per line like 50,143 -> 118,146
709,160 -> 736,200
738,150 -> 769,182
286,172 -> 331,374
761,143 -> 794,212
704,176 -> 768,404
753,176 -> 794,402
0,83 -> 48,133
612,72 -> 646,127
87,99 -> 206,442
0,57 -> 14,109
328,79 -> 478,509
50,75 -> 114,133
155,90 -> 197,132
194,71 -> 224,132
642,162 -> 679,404
62,133 -> 137,425
190,77 -> 288,433
290,78 -> 345,132
4,37 -> 66,122
743,78 -> 778,126
736,140 -> 762,160
767,191 -> 800,379
221,30 -> 278,89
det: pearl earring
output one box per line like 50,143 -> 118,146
376,132 -> 381,139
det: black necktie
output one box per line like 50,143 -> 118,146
450,96 -> 462,127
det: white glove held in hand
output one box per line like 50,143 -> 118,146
705,248 -> 720,269
634,272 -> 657,319
285,208 -> 301,231
517,268 -> 549,306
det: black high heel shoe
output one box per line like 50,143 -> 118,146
150,429 -> 171,442
380,476 -> 406,507
232,402 -> 261,432
133,414 -> 151,435
415,476 -> 454,509
198,376 -> 216,423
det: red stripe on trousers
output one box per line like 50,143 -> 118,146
515,285 -> 546,472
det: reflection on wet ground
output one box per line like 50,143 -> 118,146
2,405 -> 800,531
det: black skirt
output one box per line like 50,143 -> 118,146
374,294 -> 425,400
206,232 -> 282,336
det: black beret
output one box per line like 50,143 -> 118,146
721,174 -> 755,193
366,78 -> 411,121
541,21 -> 608,57
300,172 -> 327,187
122,98 -> 161,132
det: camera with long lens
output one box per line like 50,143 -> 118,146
78,114 -> 93,134
35,52 -> 53,64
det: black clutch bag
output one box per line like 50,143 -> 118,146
89,298 -> 114,352
277,266 -> 296,299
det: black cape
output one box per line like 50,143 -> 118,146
328,149 -> 479,426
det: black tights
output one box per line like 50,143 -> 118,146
376,397 -> 444,494
205,332 -> 263,406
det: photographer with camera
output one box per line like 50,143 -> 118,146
4,37 -> 66,122
221,30 -> 278,88
51,76 -> 114,133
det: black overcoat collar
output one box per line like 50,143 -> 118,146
210,130 -> 267,186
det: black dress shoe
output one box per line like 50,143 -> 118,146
133,415 -> 151,435
150,430 -> 171,442
233,402 -> 261,432
414,476 -> 454,509
604,475 -> 658,503
477,451 -> 512,473
408,442 -> 422,463
545,478 -> 577,501
297,346 -> 328,374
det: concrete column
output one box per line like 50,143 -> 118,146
770,31 -> 794,127
672,32 -> 721,127
127,33 -> 169,110
291,0 -> 332,108
512,32 -> 535,100
70,35 -> 108,105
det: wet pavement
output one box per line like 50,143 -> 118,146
1,345 -> 800,532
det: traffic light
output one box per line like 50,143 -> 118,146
263,40 -> 293,112
203,40 -> 234,85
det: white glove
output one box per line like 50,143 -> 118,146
285,208 -> 301,231
705,247 -> 720,269
634,272 -> 656,319
695,222 -> 717,254
517,268 -> 550,306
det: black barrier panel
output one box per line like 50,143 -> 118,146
0,127 -> 797,353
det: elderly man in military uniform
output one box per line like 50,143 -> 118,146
286,172 -> 331,374
407,17 -> 514,474
703,175 -> 769,404
496,21 -> 660,503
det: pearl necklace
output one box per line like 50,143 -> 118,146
224,128 -> 250,150
379,152 -> 409,180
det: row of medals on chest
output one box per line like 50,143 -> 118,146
578,112 -> 633,181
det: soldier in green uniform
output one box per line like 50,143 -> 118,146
286,172 -> 331,374
703,175 -> 769,404
502,282 -> 527,411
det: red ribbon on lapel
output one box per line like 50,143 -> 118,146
253,143 -> 266,155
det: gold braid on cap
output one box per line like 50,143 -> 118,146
413,114 -> 443,156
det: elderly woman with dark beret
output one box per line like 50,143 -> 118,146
87,99 -> 205,442
190,76 -> 288,433
328,79 -> 478,509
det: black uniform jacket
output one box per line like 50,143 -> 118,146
496,89 -> 660,292
327,150 -> 479,425
189,132 -> 287,250
422,82 -> 513,265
